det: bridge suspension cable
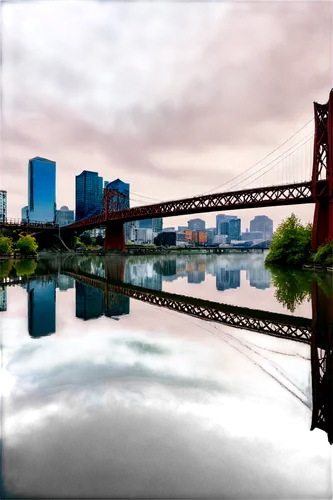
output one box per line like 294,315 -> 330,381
195,117 -> 314,197
123,117 -> 314,210
224,133 -> 313,192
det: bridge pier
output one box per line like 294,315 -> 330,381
104,221 -> 125,252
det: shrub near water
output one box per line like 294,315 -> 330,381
16,234 -> 38,255
265,214 -> 312,266
313,240 -> 333,266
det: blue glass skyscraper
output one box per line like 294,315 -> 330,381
28,157 -> 56,222
75,170 -> 103,220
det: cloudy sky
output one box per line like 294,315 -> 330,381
1,0 -> 332,230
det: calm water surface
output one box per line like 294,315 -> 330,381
1,253 -> 332,499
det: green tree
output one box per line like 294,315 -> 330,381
75,236 -> 86,249
79,231 -> 93,246
0,235 -> 14,255
265,214 -> 312,266
313,240 -> 333,266
16,234 -> 38,255
14,259 -> 37,277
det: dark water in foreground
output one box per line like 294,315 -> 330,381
1,253 -> 332,499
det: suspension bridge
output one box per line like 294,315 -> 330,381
2,89 -> 332,252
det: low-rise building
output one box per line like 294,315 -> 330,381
130,227 -> 153,244
213,234 -> 228,245
56,206 -> 75,226
176,232 -> 187,246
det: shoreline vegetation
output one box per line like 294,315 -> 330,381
265,214 -> 333,269
1,214 -> 332,270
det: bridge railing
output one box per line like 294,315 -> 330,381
0,218 -> 59,228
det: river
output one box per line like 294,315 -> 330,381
1,252 -> 332,499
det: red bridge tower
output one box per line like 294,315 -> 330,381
103,188 -> 126,252
312,89 -> 333,251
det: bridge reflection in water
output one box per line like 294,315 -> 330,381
1,258 -> 332,444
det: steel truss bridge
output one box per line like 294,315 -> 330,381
62,89 -> 333,253
2,89 -> 332,252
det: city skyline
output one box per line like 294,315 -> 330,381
1,1 -> 331,232
16,158 -> 273,235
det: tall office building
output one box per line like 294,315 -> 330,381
56,206 -> 75,226
21,206 -> 28,222
188,218 -> 205,231
75,170 -> 103,221
138,219 -> 152,229
228,218 -> 241,241
28,157 -> 56,222
137,218 -> 162,234
152,218 -> 163,233
216,214 -> 237,235
250,216 -> 273,240
0,190 -> 7,222
105,178 -> 131,241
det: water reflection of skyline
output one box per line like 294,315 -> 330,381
0,255 -> 275,337
125,255 -> 271,291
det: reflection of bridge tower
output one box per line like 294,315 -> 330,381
310,283 -> 333,444
27,280 -> 56,338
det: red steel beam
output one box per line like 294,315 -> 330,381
65,181 -> 313,231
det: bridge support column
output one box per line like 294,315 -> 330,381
311,89 -> 333,251
312,199 -> 333,251
104,221 -> 125,252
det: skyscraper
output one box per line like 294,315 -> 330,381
0,190 -> 7,222
228,218 -> 241,241
28,157 -> 56,222
75,170 -> 103,221
152,218 -> 163,233
216,214 -> 237,234
138,219 -> 152,229
105,178 -> 131,241
250,216 -> 273,240
188,218 -> 205,231
21,206 -> 28,222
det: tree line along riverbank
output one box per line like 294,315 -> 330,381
1,214 -> 332,269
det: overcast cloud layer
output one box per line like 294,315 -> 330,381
1,0 -> 332,229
